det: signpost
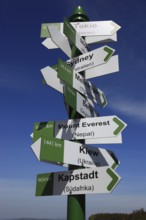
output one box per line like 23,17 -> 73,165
31,137 -> 119,169
31,5 -> 127,220
35,167 -> 121,196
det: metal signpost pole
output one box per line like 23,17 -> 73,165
67,6 -> 89,220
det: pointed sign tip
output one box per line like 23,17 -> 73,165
107,168 -> 121,191
110,21 -> 121,34
113,117 -> 127,135
31,138 -> 41,161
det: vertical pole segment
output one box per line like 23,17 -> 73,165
67,6 -> 89,220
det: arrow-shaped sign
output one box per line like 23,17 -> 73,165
113,117 -> 125,135
31,121 -> 123,145
64,84 -> 98,118
40,21 -> 121,38
85,134 -> 122,145
58,58 -> 107,107
85,55 -> 119,79
85,33 -> 117,44
32,116 -> 127,143
63,18 -> 88,54
72,20 -> 121,36
35,166 -> 121,196
54,116 -> 127,141
41,34 -> 117,50
31,136 -> 119,169
41,66 -> 64,93
66,45 -> 115,73
47,25 -> 72,58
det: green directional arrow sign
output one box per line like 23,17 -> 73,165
113,117 -> 125,135
107,168 -> 120,191
104,46 -> 114,62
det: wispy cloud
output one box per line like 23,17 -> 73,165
109,97 -> 146,122
0,70 -> 37,94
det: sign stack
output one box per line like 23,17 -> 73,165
31,14 -> 127,197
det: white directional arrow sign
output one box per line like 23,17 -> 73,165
41,66 -> 64,93
58,58 -> 107,107
32,120 -> 123,145
54,116 -> 127,141
85,134 -> 122,145
46,25 -> 72,58
32,116 -> 127,144
85,55 -> 119,79
31,137 -> 119,169
72,20 -> 121,36
85,33 -> 117,44
66,45 -> 115,73
40,21 -> 121,38
35,166 -> 121,196
64,84 -> 98,118
41,34 -> 117,49
42,38 -> 58,49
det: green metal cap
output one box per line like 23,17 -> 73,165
69,6 -> 89,22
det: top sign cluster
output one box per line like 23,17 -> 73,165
38,17 -> 127,146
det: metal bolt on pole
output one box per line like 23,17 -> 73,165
66,6 -> 89,220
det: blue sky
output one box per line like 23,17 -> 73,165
0,0 -> 146,219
